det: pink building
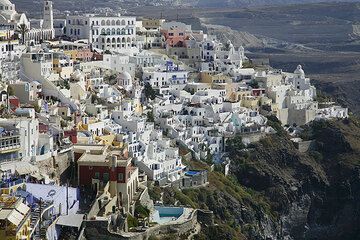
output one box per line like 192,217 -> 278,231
160,21 -> 191,48
76,48 -> 94,62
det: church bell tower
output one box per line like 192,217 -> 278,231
43,1 -> 54,30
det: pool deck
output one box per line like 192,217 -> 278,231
155,207 -> 192,225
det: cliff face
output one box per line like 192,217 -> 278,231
230,118 -> 360,240
164,118 -> 360,240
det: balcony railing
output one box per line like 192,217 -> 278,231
0,135 -> 21,153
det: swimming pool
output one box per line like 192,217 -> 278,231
184,171 -> 201,176
151,206 -> 184,224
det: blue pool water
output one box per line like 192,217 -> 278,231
151,206 -> 184,224
184,171 -> 200,176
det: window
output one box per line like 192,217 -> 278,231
103,173 -> 109,182
94,172 -> 100,179
118,173 -> 124,181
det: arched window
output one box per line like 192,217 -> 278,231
111,20 -> 115,25
116,20 -> 121,25
117,37 -> 121,42
121,29 -> 125,35
112,28 -> 116,35
107,38 -> 111,43
122,37 -> 126,42
112,38 -> 116,43
106,20 -> 111,25
121,20 -> 126,25
101,29 -> 105,35
106,28 -> 111,35
101,20 -> 105,25
117,29 -> 121,35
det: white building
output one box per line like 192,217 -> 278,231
65,14 -> 137,52
143,62 -> 188,95
0,109 -> 39,161
267,65 -> 318,126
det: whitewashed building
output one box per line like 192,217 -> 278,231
65,14 -> 137,52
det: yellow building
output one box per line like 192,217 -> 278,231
241,96 -> 260,110
52,53 -> 74,80
200,72 -> 232,85
142,18 -> 165,29
0,196 -> 31,240
228,89 -> 252,103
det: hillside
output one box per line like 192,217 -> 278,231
195,0 -> 360,8
153,117 -> 360,240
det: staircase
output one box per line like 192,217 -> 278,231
30,201 -> 54,240
19,68 -> 79,112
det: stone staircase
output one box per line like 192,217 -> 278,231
30,201 -> 53,240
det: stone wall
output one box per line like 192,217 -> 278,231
36,148 -> 73,182
294,140 -> 317,153
171,171 -> 208,189
240,132 -> 266,144
138,186 -> 154,212
83,209 -> 199,240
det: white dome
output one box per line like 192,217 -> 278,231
118,71 -> 131,80
294,65 -> 305,78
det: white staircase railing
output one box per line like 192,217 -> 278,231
19,68 -> 78,112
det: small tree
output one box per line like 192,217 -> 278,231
33,102 -> 41,113
249,79 -> 259,89
144,82 -> 156,100
15,24 -> 29,45
146,111 -> 154,122
7,86 -> 14,96
226,135 -> 245,154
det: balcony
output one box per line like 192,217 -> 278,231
0,134 -> 21,153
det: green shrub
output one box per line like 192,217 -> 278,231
127,214 -> 138,228
134,202 -> 150,218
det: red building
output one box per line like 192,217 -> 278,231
252,88 -> 266,97
64,129 -> 77,144
77,151 -> 139,212
8,96 -> 20,111
38,123 -> 49,133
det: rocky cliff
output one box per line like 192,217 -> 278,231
170,117 -> 360,240
229,118 -> 360,239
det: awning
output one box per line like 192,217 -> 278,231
15,163 -> 38,175
56,214 -> 84,229
30,173 -> 44,181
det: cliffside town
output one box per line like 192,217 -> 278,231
0,1 -> 354,240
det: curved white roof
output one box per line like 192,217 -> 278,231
118,71 -> 131,80
0,0 -> 13,6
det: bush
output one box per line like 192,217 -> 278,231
135,202 -> 150,218
226,135 -> 245,154
267,115 -> 286,136
148,185 -> 162,202
144,82 -> 157,100
127,214 -> 138,228
309,151 -> 323,161
147,111 -> 155,122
